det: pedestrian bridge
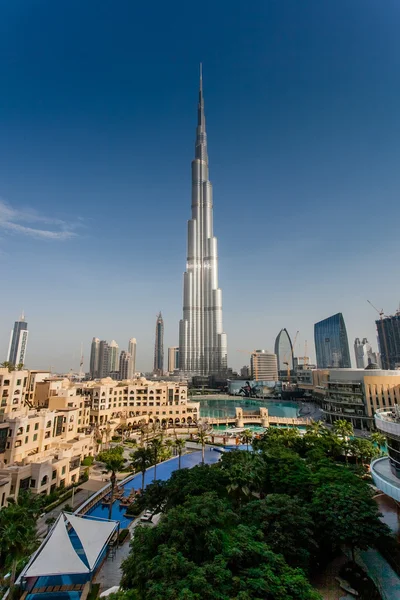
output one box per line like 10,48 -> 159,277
200,407 -> 311,429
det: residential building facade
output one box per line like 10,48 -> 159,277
168,347 -> 179,373
128,338 -> 136,378
354,338 -> 366,369
89,338 -> 100,379
154,313 -> 164,375
251,351 -> 278,382
376,311 -> 400,370
7,313 -> 29,367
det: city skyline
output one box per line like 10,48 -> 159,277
1,1 -> 399,371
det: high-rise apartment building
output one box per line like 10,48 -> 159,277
314,313 -> 351,369
7,313 -> 29,367
108,340 -> 119,373
89,337 -> 100,379
251,350 -> 278,381
98,340 -> 110,378
274,329 -> 293,376
128,338 -> 137,378
168,347 -> 179,373
354,338 -> 367,369
376,310 -> 400,370
179,67 -> 227,376
154,313 -> 164,375
119,351 -> 131,380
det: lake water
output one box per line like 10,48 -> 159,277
198,397 -> 300,419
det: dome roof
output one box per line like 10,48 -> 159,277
365,362 -> 380,370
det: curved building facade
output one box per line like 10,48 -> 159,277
274,329 -> 293,375
371,408 -> 400,502
314,313 -> 351,369
179,68 -> 227,375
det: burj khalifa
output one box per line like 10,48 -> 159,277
179,67 -> 227,375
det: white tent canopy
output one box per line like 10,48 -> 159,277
66,514 -> 118,570
25,516 -> 89,577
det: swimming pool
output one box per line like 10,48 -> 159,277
85,449 -> 221,527
199,398 -> 300,419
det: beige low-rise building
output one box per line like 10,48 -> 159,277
298,367 -> 400,431
0,368 -> 30,415
86,377 -> 198,430
0,374 -> 194,505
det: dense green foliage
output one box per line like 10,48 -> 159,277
0,492 -> 39,587
116,426 -> 390,599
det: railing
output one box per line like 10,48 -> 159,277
202,415 -> 311,426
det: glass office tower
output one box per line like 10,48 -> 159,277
314,313 -> 351,368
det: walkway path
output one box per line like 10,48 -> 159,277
37,488 -> 96,537
357,548 -> 400,600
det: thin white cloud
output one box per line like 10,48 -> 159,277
0,199 -> 78,241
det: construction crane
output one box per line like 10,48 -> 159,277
297,340 -> 309,366
367,300 -> 389,369
283,330 -> 299,384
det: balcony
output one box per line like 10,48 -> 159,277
375,409 -> 400,436
371,457 -> 400,502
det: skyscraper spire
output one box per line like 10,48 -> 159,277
179,67 -> 227,375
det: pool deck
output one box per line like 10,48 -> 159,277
91,449 -> 221,591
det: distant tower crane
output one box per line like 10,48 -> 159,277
297,340 -> 309,366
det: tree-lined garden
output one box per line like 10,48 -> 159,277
114,423 -> 390,599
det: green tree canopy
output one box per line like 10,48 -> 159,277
311,482 -> 391,559
241,495 -> 317,571
121,493 -> 321,600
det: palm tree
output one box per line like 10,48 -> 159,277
0,361 -> 15,373
164,438 -> 174,458
370,432 -> 386,450
150,437 -> 164,481
131,447 -> 152,490
306,420 -> 327,437
0,505 -> 37,588
241,429 -> 253,451
333,419 -> 354,439
174,438 -> 186,469
197,428 -> 209,465
97,446 -> 125,519
7,490 -> 43,519
16,363 -> 24,371
333,419 -> 354,462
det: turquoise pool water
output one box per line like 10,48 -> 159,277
199,398 -> 300,419
86,449 -> 221,527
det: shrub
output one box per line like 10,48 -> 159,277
82,456 -> 94,466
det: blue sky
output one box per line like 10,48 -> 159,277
0,0 -> 399,372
